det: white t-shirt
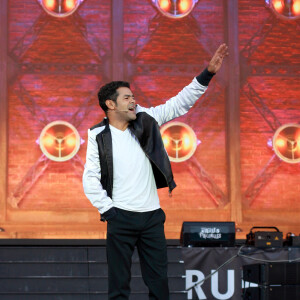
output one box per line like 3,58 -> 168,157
109,124 -> 160,212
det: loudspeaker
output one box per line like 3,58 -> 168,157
242,286 -> 300,300
180,222 -> 235,247
243,262 -> 300,285
285,233 -> 300,247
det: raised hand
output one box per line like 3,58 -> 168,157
207,43 -> 229,74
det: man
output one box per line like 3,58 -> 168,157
82,43 -> 228,300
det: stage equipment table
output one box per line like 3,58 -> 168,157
181,246 -> 300,300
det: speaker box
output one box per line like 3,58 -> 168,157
242,286 -> 300,300
285,234 -> 300,247
180,222 -> 235,247
243,262 -> 300,285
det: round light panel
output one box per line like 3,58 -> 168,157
39,121 -> 81,162
266,0 -> 300,20
152,0 -> 198,19
38,0 -> 83,18
272,123 -> 300,163
160,121 -> 198,162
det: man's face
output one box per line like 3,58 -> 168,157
115,87 -> 136,121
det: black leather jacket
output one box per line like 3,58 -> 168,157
93,112 -> 176,221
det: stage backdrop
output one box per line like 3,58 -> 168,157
0,0 -> 300,239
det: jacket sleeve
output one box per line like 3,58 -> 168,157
137,68 -> 214,126
82,128 -> 114,217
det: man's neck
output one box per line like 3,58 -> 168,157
108,119 -> 129,131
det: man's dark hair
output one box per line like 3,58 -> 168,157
98,81 -> 130,113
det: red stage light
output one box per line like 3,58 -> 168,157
275,137 -> 286,148
160,122 -> 197,162
272,124 -> 300,163
296,130 -> 300,150
39,121 -> 81,162
39,0 -> 82,17
183,134 -> 191,150
273,0 -> 284,13
293,0 -> 300,15
297,139 -> 300,155
162,135 -> 170,148
65,0 -> 76,11
43,0 -> 55,10
179,0 -> 193,13
43,135 -> 55,147
268,0 -> 300,19
66,136 -> 76,147
153,0 -> 197,18
158,0 -> 171,12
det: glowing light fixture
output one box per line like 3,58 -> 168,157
38,0 -> 83,17
266,0 -> 300,20
39,121 -> 81,162
152,0 -> 198,18
272,123 -> 300,163
160,121 -> 198,162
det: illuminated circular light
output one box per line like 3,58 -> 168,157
45,0 -> 55,10
38,0 -> 83,18
273,0 -> 284,12
293,0 -> 300,14
44,136 -> 55,147
66,136 -> 76,147
153,0 -> 198,19
179,0 -> 191,13
266,0 -> 300,20
162,135 -> 170,147
183,134 -> 191,149
160,121 -> 198,162
272,123 -> 300,164
159,0 -> 171,11
275,137 -> 286,148
39,121 -> 81,162
65,0 -> 75,11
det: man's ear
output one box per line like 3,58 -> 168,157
105,99 -> 116,110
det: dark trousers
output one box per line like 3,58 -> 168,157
106,208 -> 169,300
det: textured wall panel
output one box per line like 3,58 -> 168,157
8,0 -> 110,212
2,0 -> 300,239
239,0 -> 300,210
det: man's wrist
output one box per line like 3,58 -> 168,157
100,207 -> 117,222
196,67 -> 215,86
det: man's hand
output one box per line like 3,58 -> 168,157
207,43 -> 228,74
